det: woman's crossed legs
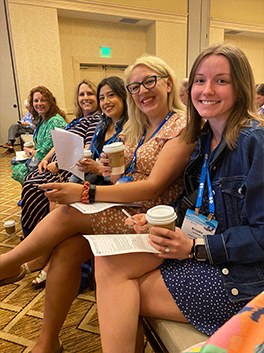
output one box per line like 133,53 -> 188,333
95,253 -> 189,353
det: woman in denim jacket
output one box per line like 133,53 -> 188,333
91,43 -> 264,352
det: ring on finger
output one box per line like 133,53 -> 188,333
55,199 -> 59,204
164,247 -> 170,253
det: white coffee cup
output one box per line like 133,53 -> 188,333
24,141 -> 34,148
103,142 -> 125,175
4,220 -> 16,237
84,150 -> 92,159
146,205 -> 177,238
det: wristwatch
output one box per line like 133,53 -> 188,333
194,238 -> 207,261
29,151 -> 32,157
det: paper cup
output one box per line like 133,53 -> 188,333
146,205 -> 177,238
4,220 -> 16,237
103,142 -> 125,175
24,141 -> 34,148
84,150 -> 92,158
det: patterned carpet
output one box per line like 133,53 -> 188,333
0,146 -> 102,352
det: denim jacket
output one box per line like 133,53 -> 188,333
184,120 -> 264,302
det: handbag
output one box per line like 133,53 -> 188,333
25,156 -> 41,172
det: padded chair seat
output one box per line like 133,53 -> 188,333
143,317 -> 209,353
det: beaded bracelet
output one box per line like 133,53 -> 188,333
189,239 -> 196,258
80,182 -> 96,204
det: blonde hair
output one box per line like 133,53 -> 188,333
122,54 -> 184,145
182,43 -> 264,149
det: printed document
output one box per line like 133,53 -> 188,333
70,202 -> 141,214
51,127 -> 84,180
83,233 -> 160,256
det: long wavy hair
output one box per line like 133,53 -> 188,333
74,80 -> 99,119
123,54 -> 184,146
28,86 -> 66,124
182,43 -> 264,149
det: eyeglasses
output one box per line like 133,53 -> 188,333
126,75 -> 168,95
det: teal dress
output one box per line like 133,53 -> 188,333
12,114 -> 66,184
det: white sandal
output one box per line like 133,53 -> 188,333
32,270 -> 47,289
23,262 -> 32,274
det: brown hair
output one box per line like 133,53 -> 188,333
256,83 -> 264,97
28,86 -> 66,124
182,43 -> 264,149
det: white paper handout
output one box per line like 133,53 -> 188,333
51,127 -> 84,180
83,233 -> 160,256
15,151 -> 29,161
70,202 -> 141,214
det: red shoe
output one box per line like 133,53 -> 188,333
3,143 -> 13,149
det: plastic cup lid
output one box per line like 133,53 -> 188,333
84,150 -> 92,157
4,220 -> 15,227
146,205 -> 177,224
24,141 -> 33,147
103,142 -> 124,153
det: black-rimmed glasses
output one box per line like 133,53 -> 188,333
126,75 -> 168,95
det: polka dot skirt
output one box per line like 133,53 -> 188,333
160,258 -> 248,335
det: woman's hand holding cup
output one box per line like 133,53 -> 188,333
100,152 -> 112,176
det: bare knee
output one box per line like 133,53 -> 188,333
95,253 -> 162,284
52,235 -> 92,267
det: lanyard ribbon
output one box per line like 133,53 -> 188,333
65,110 -> 97,130
92,126 -> 123,158
33,118 -> 44,141
195,135 -> 215,219
124,111 -> 173,180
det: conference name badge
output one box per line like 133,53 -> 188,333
181,209 -> 218,239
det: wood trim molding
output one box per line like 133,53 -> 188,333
210,17 -> 264,34
8,0 -> 188,24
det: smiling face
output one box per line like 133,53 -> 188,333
191,55 -> 237,125
99,84 -> 124,122
78,83 -> 98,116
129,64 -> 172,120
32,92 -> 51,118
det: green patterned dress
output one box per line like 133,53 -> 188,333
11,114 -> 66,184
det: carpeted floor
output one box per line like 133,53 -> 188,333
0,146 -> 154,353
0,146 -> 102,352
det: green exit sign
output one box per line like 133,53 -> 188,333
100,46 -> 111,58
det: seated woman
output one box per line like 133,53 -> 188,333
21,80 -> 101,240
68,75 -> 128,186
0,54 -> 194,353
93,43 -> 264,353
11,86 -> 67,185
26,76 -> 129,287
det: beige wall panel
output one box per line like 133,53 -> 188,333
209,27 -> 224,45
155,22 -> 187,80
9,4 -> 65,110
91,0 -> 187,13
58,17 -> 147,113
211,0 -> 264,25
146,23 -> 156,56
224,34 -> 264,83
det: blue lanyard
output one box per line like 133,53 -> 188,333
65,110 -> 97,130
33,118 -> 44,140
125,111 -> 173,179
93,126 -> 123,158
195,135 -> 215,218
